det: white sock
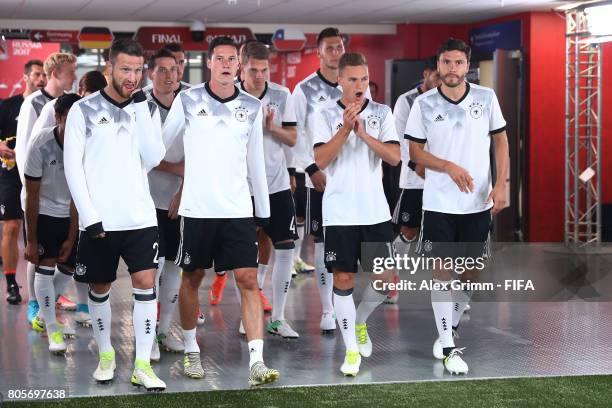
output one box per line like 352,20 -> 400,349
315,242 -> 334,314
452,289 -> 472,328
53,265 -> 73,298
88,289 -> 113,354
182,328 -> 199,353
248,339 -> 264,368
356,282 -> 388,324
155,257 -> 165,296
271,248 -> 294,322
133,288 -> 157,362
431,279 -> 454,349
294,225 -> 304,261
27,262 -> 36,301
75,281 -> 89,306
333,289 -> 358,352
34,267 -> 57,335
256,263 -> 268,290
158,261 -> 181,335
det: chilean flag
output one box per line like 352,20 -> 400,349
272,28 -> 306,51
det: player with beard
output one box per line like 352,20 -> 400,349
64,38 -> 166,390
407,38 -> 509,374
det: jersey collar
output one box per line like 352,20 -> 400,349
336,98 -> 369,114
151,91 -> 172,111
437,82 -> 470,105
240,80 -> 268,100
205,82 -> 240,103
40,88 -> 54,100
100,89 -> 132,109
316,69 -> 338,88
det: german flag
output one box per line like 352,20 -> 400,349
79,27 -> 114,49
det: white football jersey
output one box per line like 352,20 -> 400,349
393,87 -> 425,189
291,70 -> 370,189
313,99 -> 399,226
16,89 -> 54,183
162,82 -> 269,220
405,83 -> 506,214
23,126 -> 71,218
238,81 -> 296,194
146,89 -> 187,210
64,90 -> 165,231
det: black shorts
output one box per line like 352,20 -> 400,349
36,214 -> 77,267
392,189 -> 423,228
420,209 -> 491,260
74,226 -> 159,283
0,171 -> 23,220
305,187 -> 324,241
156,209 -> 180,262
323,221 -> 395,273
262,189 -> 299,245
294,172 -> 306,219
176,217 -> 258,272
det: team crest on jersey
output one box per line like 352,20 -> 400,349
75,263 -> 87,276
423,240 -> 433,253
234,106 -> 248,122
38,244 -> 45,256
183,252 -> 191,265
311,220 -> 320,232
0,205 -> 5,215
367,115 -> 381,130
325,251 -> 337,262
401,212 -> 410,223
469,101 -> 484,119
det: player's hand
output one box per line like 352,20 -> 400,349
486,184 -> 507,215
353,118 -> 367,139
264,107 -> 276,131
94,232 -> 106,239
0,141 -> 15,159
58,239 -> 74,263
444,161 -> 474,193
24,241 -> 39,264
310,170 -> 326,192
168,191 -> 181,220
415,164 -> 425,179
290,175 -> 297,193
342,103 -> 360,132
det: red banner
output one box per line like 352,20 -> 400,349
30,30 -> 78,43
0,40 -> 60,99
135,26 -> 256,51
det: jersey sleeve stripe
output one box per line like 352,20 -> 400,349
490,125 -> 507,135
24,174 -> 42,181
282,121 -> 297,127
384,140 -> 400,145
313,142 -> 325,148
405,134 -> 426,143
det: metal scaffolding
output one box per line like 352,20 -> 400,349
565,6 -> 602,246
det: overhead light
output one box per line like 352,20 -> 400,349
585,3 -> 612,36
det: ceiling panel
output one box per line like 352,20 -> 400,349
0,0 -> 563,24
